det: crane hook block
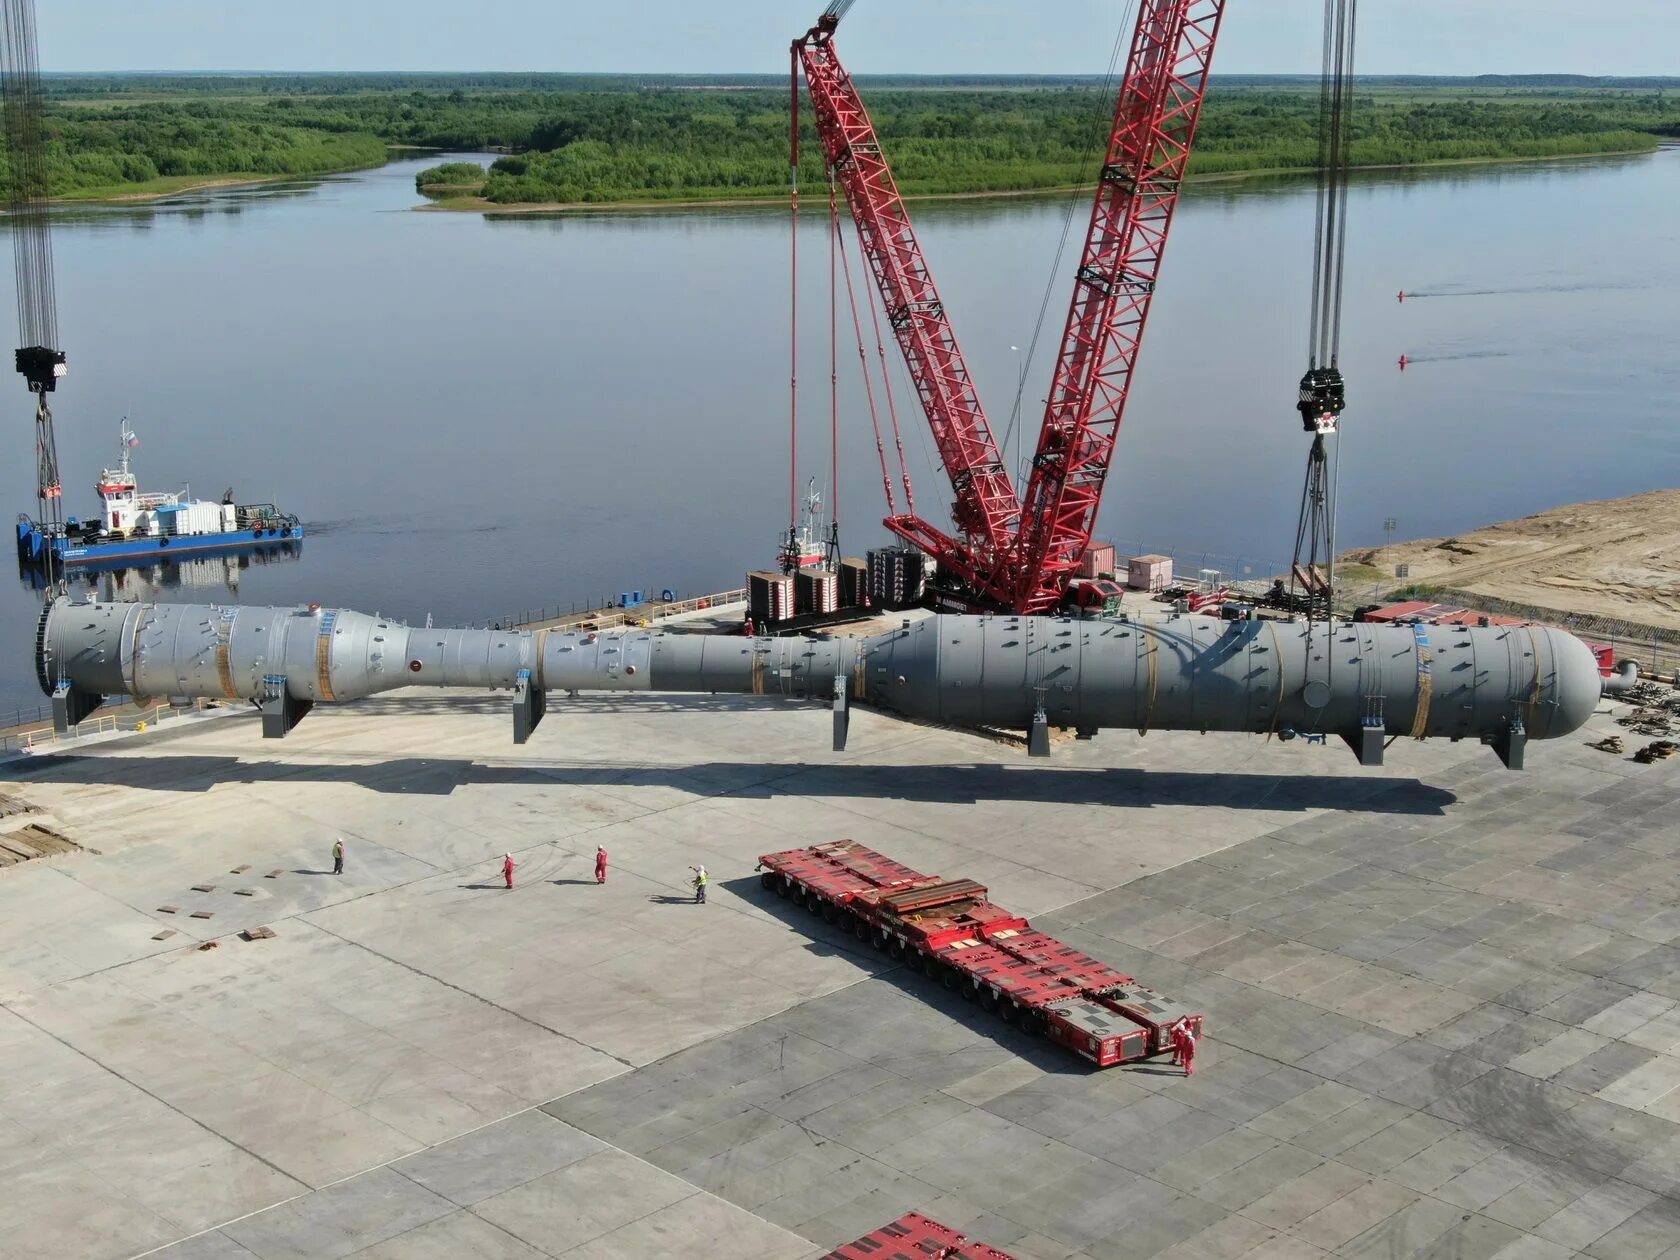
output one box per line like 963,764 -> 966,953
1297,367 -> 1346,433
15,346 -> 67,393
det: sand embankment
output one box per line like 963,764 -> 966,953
1343,490 -> 1680,633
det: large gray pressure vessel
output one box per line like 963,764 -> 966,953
35,597 -> 1605,768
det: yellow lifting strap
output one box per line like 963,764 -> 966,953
1408,624 -> 1433,739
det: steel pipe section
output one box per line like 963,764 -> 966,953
36,598 -> 1604,768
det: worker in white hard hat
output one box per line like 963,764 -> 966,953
332,838 -> 345,876
690,864 -> 709,904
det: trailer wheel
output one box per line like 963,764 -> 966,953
873,931 -> 889,952
1023,1009 -> 1047,1034
760,872 -> 776,891
920,954 -> 940,980
887,939 -> 905,962
1000,1000 -> 1018,1025
776,877 -> 792,899
942,967 -> 961,991
979,989 -> 999,1013
804,891 -> 822,915
820,901 -> 838,925
960,980 -> 980,1003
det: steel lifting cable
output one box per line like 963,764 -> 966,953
1292,0 -> 1358,629
789,41 -> 802,530
857,226 -> 917,516
1307,0 -> 1358,372
834,179 -> 898,517
829,173 -> 840,546
2,0 -> 56,350
1001,0 -> 1138,468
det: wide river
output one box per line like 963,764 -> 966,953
3,148 -> 1677,715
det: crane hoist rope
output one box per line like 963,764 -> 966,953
1290,0 -> 1359,623
1,0 -> 68,598
1001,1 -> 1137,475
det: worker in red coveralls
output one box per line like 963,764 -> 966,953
502,852 -> 516,889
1177,1019 -> 1199,1077
595,846 -> 608,884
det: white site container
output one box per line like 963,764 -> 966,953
1127,554 -> 1173,592
177,502 -> 222,536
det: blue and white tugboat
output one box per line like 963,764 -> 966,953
16,421 -> 303,569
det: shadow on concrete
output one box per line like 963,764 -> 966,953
344,693 -> 746,718
458,882 -> 509,891
7,754 -> 1458,814
647,894 -> 699,906
552,878 -> 601,887
292,868 -> 334,876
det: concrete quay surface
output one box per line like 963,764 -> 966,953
1,686 -> 1679,1259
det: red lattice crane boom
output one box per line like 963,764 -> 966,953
1012,0 -> 1227,612
796,12 -> 1017,594
794,1 -> 1229,613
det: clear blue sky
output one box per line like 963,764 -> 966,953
41,1 -> 1678,77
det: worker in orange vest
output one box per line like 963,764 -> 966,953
502,852 -> 515,890
1177,1020 -> 1198,1077
595,846 -> 608,884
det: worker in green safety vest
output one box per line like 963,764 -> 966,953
690,864 -> 708,904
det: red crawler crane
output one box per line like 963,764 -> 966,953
794,0 -> 1228,613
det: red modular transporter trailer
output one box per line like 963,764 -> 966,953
758,840 -> 1203,1068
824,1211 -> 1019,1259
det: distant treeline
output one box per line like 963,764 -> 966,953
43,71 -> 1680,94
410,85 -> 1678,205
8,106 -> 388,198
21,75 -> 1680,202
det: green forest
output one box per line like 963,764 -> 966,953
19,74 -> 1680,204
9,105 -> 388,199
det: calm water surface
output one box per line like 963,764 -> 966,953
3,149 -> 1677,713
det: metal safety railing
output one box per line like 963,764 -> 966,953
489,587 -> 749,633
1,699 -> 215,756
3,701 -> 52,731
